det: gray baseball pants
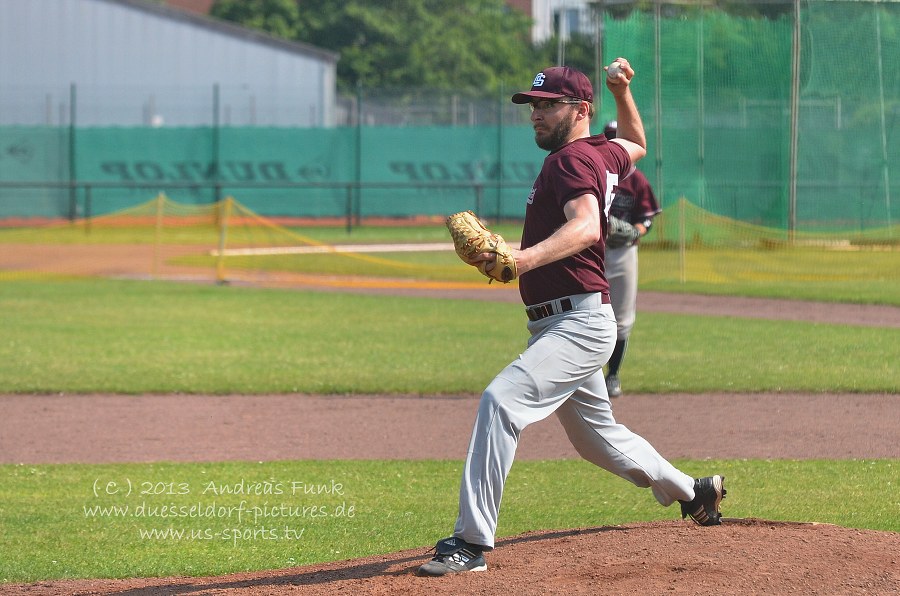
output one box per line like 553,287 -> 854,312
453,292 -> 694,549
606,244 -> 638,339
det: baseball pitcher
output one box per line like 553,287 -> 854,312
422,62 -> 726,577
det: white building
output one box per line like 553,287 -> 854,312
0,0 -> 338,126
529,0 -> 599,43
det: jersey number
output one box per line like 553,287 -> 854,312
604,171 -> 619,217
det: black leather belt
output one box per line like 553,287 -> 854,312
525,294 -> 610,321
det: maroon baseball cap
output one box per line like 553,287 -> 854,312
511,66 -> 594,104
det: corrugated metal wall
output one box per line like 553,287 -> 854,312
0,0 -> 338,126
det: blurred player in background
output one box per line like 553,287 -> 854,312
602,120 -> 661,398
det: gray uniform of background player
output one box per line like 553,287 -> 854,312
449,65 -> 694,552
603,120 -> 662,398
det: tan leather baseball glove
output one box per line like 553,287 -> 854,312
446,210 -> 517,283
607,215 -> 641,248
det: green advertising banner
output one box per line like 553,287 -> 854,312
0,125 -> 545,219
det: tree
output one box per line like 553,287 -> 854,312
211,0 -> 541,94
533,32 -> 599,78
211,0 -> 302,40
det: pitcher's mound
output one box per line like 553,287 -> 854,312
11,519 -> 898,595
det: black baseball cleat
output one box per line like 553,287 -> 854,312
416,536 -> 487,576
680,475 -> 726,526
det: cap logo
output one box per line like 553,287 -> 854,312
532,73 -> 546,87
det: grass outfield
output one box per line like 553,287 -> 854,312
0,278 -> 897,583
0,459 -> 896,582
0,279 -> 897,394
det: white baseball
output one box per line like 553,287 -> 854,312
607,61 -> 623,80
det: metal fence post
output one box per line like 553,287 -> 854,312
68,83 -> 77,222
496,82 -> 504,220
475,183 -> 483,216
354,82 -> 363,231
215,196 -> 232,284
85,184 -> 92,234
345,184 -> 353,233
678,196 -> 686,284
212,83 -> 221,204
788,0 -> 801,244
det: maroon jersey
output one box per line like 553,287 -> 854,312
609,167 -> 661,239
519,135 -> 632,305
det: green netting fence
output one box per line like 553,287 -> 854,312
597,0 -> 898,238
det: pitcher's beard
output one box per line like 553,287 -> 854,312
535,114 -> 577,151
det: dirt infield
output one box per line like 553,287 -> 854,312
3,272 -> 899,594
2,392 -> 898,464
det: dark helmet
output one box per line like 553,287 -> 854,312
603,120 -> 617,140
